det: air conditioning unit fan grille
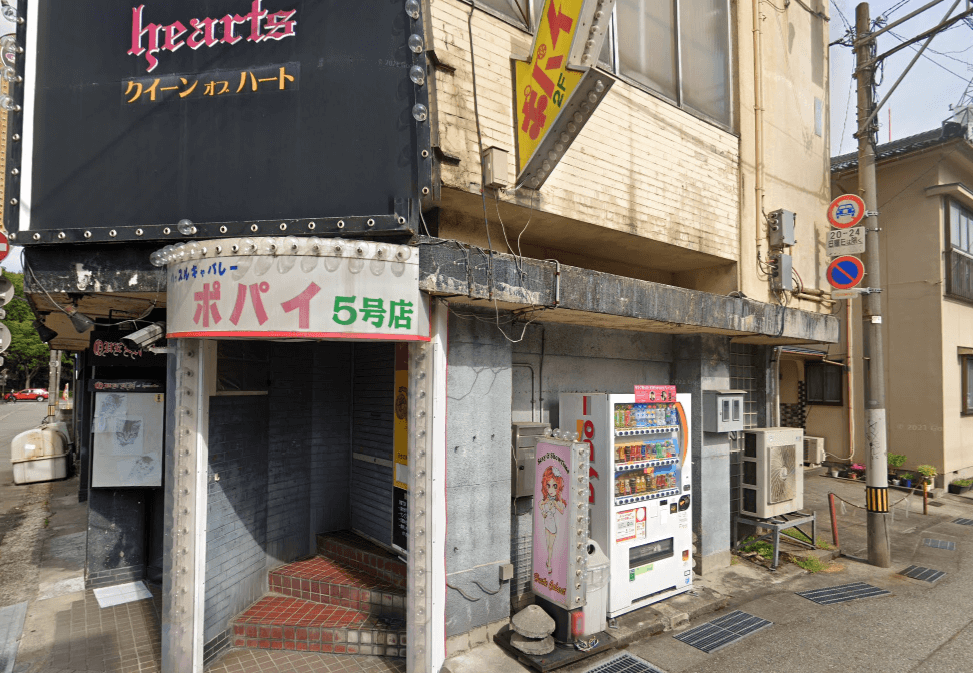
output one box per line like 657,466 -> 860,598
768,444 -> 797,504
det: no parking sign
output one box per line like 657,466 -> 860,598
827,256 -> 865,290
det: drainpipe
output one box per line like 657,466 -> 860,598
752,0 -> 766,269
846,300 -> 855,461
771,347 -> 781,427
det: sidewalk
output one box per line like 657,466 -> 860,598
444,468 -> 973,673
8,468 -> 973,673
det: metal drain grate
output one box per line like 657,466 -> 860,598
673,610 -> 772,653
923,538 -> 956,551
584,653 -> 667,673
953,518 -> 973,526
796,582 -> 890,605
899,565 -> 946,583
927,501 -> 944,508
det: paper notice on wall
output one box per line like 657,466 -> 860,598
95,393 -> 127,432
112,418 -> 144,456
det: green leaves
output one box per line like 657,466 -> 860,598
1,270 -> 49,388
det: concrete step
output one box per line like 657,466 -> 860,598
316,531 -> 406,590
268,555 -> 405,620
230,595 -> 406,657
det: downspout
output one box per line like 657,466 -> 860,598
771,347 -> 781,427
846,300 -> 855,462
752,0 -> 766,271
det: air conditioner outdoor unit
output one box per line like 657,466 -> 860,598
804,436 -> 825,466
741,428 -> 804,518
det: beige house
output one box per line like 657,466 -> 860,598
818,117 -> 973,486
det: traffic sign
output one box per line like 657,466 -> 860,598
0,323 -> 9,355
827,255 -> 865,290
0,230 -> 8,263
828,194 -> 866,229
827,226 -> 865,257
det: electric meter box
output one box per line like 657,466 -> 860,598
511,422 -> 550,498
703,390 -> 746,433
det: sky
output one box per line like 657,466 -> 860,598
829,0 -> 973,156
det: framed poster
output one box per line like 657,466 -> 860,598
91,392 -> 165,488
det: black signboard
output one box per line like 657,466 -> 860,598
8,0 -> 431,245
88,330 -> 167,368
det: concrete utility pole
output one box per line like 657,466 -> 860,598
855,2 -> 891,568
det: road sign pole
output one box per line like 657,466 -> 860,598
856,2 -> 891,568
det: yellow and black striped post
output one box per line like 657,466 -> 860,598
866,486 -> 889,513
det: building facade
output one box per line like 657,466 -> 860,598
825,116 -> 973,486
8,0 -> 838,671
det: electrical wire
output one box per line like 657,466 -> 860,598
467,7 -> 495,296
831,0 -> 853,33
22,256 -> 162,328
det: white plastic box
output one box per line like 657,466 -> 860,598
11,426 -> 68,485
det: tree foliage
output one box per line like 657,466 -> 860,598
1,270 -> 50,389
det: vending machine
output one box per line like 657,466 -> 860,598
560,389 -> 693,618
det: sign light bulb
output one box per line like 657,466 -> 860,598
409,65 -> 426,86
177,219 -> 197,235
408,34 -> 424,53
0,5 -> 15,21
405,0 -> 421,19
412,104 -> 428,122
1,66 -> 19,83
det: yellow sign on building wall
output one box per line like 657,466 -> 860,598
513,0 -> 615,189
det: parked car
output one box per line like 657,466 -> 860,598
4,389 -> 49,402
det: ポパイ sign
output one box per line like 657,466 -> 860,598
165,240 -> 429,341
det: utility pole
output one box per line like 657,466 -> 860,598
850,0 -> 973,567
855,2 -> 891,568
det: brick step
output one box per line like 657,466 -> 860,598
268,556 -> 405,620
231,595 -> 406,657
316,531 -> 406,590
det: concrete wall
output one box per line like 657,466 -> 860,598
444,312 -> 513,637
426,0 -> 832,309
673,335 -> 732,574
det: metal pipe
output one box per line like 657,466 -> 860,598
752,0 -> 766,268
857,0 -> 947,43
771,347 -> 781,426
828,493 -> 840,548
512,362 -> 537,422
846,300 -> 855,462
793,292 -> 836,305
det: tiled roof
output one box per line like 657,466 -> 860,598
831,122 -> 968,172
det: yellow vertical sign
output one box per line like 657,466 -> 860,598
513,0 -> 587,174
393,343 -> 409,490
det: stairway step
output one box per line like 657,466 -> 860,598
316,531 -> 406,590
231,596 -> 406,657
269,556 -> 404,619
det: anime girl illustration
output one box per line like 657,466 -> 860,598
539,465 -> 567,574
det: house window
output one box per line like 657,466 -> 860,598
945,199 -> 973,303
614,0 -> 731,126
805,361 -> 842,406
963,355 -> 973,415
520,0 -> 731,126
949,199 -> 973,254
479,0 -> 531,28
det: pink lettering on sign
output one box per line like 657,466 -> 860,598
128,1 -> 298,72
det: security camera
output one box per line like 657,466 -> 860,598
122,322 -> 166,350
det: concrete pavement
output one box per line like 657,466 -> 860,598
446,469 -> 973,673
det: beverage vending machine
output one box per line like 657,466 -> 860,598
560,389 -> 693,618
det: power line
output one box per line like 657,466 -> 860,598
885,29 -> 973,81
831,0 -> 853,32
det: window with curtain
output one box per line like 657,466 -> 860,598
949,199 -> 973,254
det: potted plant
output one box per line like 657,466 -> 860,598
849,463 -> 866,480
900,473 -> 914,488
917,464 -> 937,489
888,453 -> 907,480
948,478 -> 973,494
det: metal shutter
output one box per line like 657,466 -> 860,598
351,343 -> 395,548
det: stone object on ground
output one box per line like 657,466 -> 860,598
510,604 -> 555,639
511,632 -> 555,656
